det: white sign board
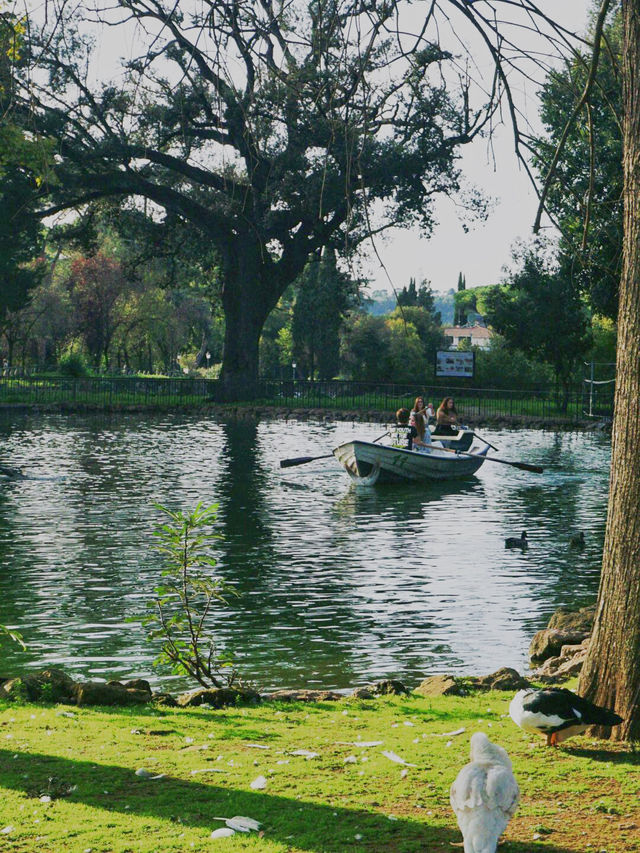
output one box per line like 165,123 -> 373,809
435,350 -> 475,378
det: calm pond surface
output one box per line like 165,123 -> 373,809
0,412 -> 610,691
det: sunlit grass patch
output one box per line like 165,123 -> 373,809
0,692 -> 638,852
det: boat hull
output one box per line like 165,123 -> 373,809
333,441 -> 488,484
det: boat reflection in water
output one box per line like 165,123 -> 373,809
331,476 -> 485,525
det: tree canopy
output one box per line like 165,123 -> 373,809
0,6 -> 51,338
19,0 -> 573,395
483,244 -> 592,408
533,10 -> 622,319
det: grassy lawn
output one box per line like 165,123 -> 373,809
0,692 -> 637,852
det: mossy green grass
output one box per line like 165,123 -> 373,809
0,692 -> 637,852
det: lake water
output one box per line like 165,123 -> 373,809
0,412 -> 610,691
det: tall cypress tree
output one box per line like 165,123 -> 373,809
454,272 -> 467,326
291,249 -> 356,379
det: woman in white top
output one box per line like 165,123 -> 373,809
410,397 -> 432,450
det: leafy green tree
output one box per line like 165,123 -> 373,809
0,169 -> 46,358
389,305 -> 446,369
292,249 -> 358,379
19,263 -> 73,369
259,286 -> 295,379
474,336 -> 553,390
385,317 -> 424,383
397,278 -> 419,308
340,314 -> 391,382
19,2 -> 496,396
340,312 -> 424,383
453,283 -> 495,327
483,245 -> 592,409
588,315 -> 617,364
433,289 -> 456,325
52,207 -> 223,372
0,8 -> 53,358
416,282 -> 440,322
65,253 -> 132,370
112,286 -> 216,374
397,278 -> 440,322
533,13 -> 622,318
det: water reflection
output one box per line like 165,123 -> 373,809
0,413 -> 610,690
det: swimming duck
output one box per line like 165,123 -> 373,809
450,732 -> 520,853
509,688 -> 623,746
569,531 -> 585,548
505,531 -> 527,549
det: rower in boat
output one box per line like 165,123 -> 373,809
395,408 -> 433,452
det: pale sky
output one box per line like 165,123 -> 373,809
364,0 -> 593,296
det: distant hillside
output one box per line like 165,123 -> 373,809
364,289 -> 455,324
433,290 -> 455,325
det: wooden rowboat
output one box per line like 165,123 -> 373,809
332,439 -> 489,484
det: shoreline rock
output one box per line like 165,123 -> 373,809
177,687 -> 260,707
528,604 -> 596,683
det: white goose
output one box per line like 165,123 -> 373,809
450,732 -> 520,853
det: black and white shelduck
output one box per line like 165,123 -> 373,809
509,688 -> 623,746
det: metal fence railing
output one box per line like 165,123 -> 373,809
256,380 -> 609,421
0,375 -> 614,421
0,375 -> 219,407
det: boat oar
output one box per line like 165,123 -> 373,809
279,431 -> 390,469
280,453 -> 334,468
472,431 -> 499,452
433,445 -> 543,474
0,464 -> 23,479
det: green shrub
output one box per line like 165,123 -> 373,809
143,502 -> 238,688
57,350 -> 90,377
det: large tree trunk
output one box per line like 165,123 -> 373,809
220,240 -> 280,400
578,0 -> 640,741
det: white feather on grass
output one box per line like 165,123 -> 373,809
212,816 -> 261,833
381,750 -> 417,766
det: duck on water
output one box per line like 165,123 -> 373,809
505,531 -> 528,549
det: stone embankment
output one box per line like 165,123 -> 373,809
0,606 -> 596,708
0,666 -> 535,709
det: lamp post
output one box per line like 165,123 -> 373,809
292,361 -> 297,380
206,351 -> 211,369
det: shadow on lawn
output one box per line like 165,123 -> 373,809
562,744 -> 640,765
0,749 -> 579,852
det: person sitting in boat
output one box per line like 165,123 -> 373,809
410,396 -> 428,431
396,407 -> 432,451
434,397 -> 459,436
